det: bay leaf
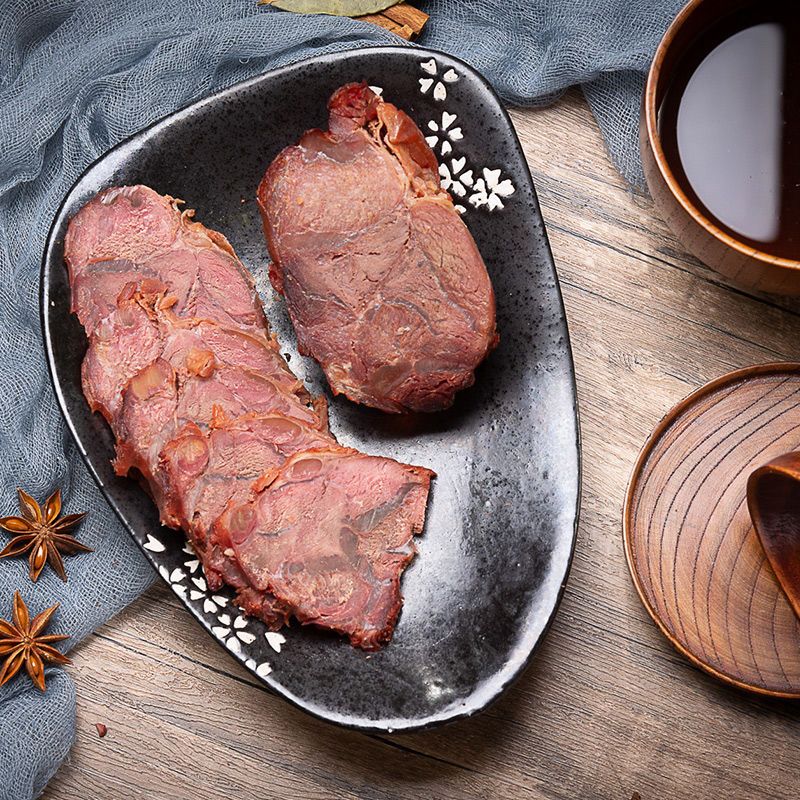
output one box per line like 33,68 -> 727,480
263,0 -> 404,15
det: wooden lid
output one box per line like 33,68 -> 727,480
624,364 -> 800,697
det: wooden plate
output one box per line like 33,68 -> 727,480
624,363 -> 800,697
42,47 -> 580,731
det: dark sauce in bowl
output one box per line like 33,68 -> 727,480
659,2 -> 800,260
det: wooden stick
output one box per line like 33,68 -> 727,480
357,3 -> 429,39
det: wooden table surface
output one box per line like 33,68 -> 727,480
43,90 -> 800,800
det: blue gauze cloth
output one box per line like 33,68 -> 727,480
0,1 -> 684,796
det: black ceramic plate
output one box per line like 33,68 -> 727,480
42,47 -> 580,732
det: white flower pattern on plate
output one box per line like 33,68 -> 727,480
144,534 -> 165,552
439,156 -> 474,197
153,536 -> 282,680
200,594 -> 229,615
425,111 -> 463,156
212,615 -> 257,650
415,63 -> 514,213
468,167 -> 516,211
265,631 -> 286,653
418,58 -> 457,102
438,157 -> 474,214
250,661 -> 272,678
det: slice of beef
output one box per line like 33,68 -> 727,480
175,363 -> 319,430
235,586 -> 292,630
65,185 -> 266,336
83,289 -> 319,440
217,449 -> 433,650
112,331 -> 323,512
257,82 -> 498,414
160,413 -> 333,589
111,357 -> 179,515
80,292 -> 164,424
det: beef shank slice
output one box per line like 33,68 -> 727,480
257,83 -> 498,414
219,448 -> 434,650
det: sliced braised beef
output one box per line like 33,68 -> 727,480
159,413 -> 333,588
257,82 -> 498,414
65,185 -> 266,336
218,449 -> 433,649
67,185 -> 433,649
80,291 -> 164,424
104,296 -> 324,525
80,288 -> 316,439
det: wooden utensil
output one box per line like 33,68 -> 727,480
624,363 -> 800,697
356,2 -> 428,38
748,452 -> 800,621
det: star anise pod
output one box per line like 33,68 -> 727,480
0,489 -> 91,582
0,591 -> 70,691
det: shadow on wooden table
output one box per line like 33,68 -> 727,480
304,636 -> 549,794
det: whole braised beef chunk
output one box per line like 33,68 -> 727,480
257,83 -> 498,414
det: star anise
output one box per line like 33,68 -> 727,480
0,489 -> 91,582
0,591 -> 70,691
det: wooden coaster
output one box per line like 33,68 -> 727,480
624,363 -> 800,697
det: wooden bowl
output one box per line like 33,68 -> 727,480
641,0 -> 800,295
624,364 -> 800,697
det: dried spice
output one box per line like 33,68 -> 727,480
95,722 -> 108,738
0,591 -> 70,691
261,0 -> 403,15
262,0 -> 428,39
0,489 -> 91,582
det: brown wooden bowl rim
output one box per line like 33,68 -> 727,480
644,0 -> 800,274
623,362 -> 800,699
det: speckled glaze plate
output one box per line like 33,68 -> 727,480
41,47 -> 580,732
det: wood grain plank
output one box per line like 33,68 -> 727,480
42,590 -> 549,800
42,90 -> 800,800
